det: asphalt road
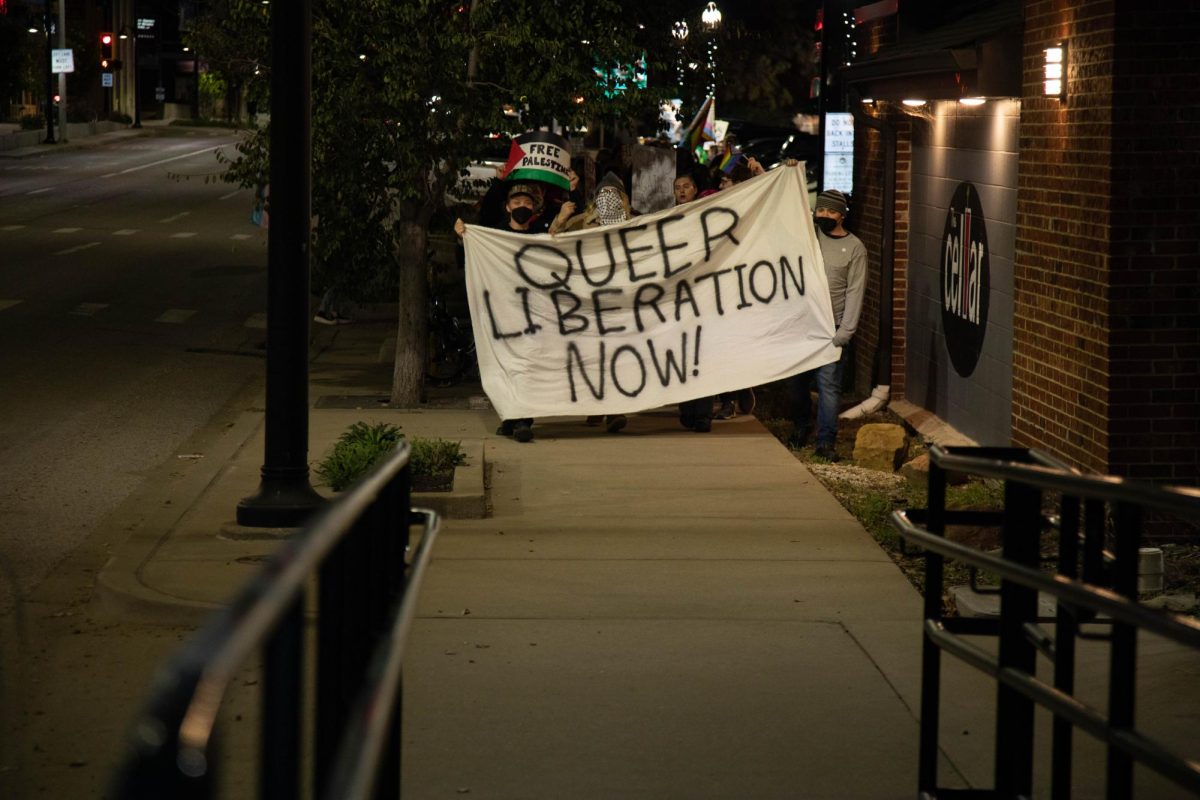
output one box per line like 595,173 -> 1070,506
0,126 -> 270,612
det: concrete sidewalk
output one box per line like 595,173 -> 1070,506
81,317 -> 1200,799
88,315 -> 965,798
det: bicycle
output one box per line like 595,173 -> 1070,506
425,286 -> 478,387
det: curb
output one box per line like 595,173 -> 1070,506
95,397 -> 267,627
410,441 -> 487,519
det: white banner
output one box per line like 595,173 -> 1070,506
463,164 -> 840,420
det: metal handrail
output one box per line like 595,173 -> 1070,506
325,508 -> 440,800
931,444 -> 1200,518
115,441 -> 440,799
892,510 -> 1200,645
896,445 -> 1200,799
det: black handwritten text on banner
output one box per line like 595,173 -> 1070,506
463,164 -> 841,420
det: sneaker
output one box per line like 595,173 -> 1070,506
692,417 -> 712,433
605,414 -> 627,433
313,311 -> 337,325
715,400 -> 735,420
513,421 -> 534,443
737,387 -> 756,415
496,420 -> 515,436
814,443 -> 840,462
585,415 -> 603,426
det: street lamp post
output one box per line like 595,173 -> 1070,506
672,20 -> 689,101
236,0 -> 325,527
701,2 -> 722,100
43,9 -> 56,144
120,27 -> 141,128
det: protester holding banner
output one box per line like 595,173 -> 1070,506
461,164 -> 841,433
549,172 -> 632,235
454,181 -> 550,441
789,189 -> 867,461
715,162 -> 761,421
673,173 -> 714,434
548,171 -> 636,434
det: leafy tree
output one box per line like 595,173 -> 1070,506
0,4 -> 45,121
185,0 -> 271,122
194,0 -> 656,405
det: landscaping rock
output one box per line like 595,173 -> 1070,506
853,423 -> 908,472
899,452 -> 969,490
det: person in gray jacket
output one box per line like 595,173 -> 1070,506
790,189 -> 866,460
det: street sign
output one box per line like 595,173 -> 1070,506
102,72 -> 114,88
155,86 -> 165,102
822,112 -> 854,194
51,49 -> 75,74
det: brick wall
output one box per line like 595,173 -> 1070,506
851,108 -> 911,399
849,12 -> 910,399
1107,1 -> 1200,484
1015,0 -> 1199,485
1013,0 -> 1117,473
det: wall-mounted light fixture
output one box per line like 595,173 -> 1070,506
1044,42 -> 1067,101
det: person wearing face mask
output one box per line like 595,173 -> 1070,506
454,182 -> 548,442
789,189 -> 867,460
549,171 -> 632,434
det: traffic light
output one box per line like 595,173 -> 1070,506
100,31 -> 114,69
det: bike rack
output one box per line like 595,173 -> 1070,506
893,445 -> 1200,799
112,442 -> 441,800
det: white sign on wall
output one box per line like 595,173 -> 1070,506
51,49 -> 75,74
823,112 -> 854,194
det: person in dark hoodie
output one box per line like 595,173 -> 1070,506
454,182 -> 547,442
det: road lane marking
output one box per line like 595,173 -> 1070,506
26,187 -> 52,195
100,173 -> 118,179
53,227 -> 81,234
244,313 -> 267,329
0,300 -> 22,312
71,302 -> 108,316
113,229 -> 139,236
112,146 -> 223,176
219,189 -> 245,200
55,241 -> 101,256
158,212 -> 191,224
230,233 -> 252,240
170,232 -> 197,239
156,309 -> 197,324
1,225 -> 26,231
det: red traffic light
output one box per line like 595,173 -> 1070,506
101,32 -> 113,46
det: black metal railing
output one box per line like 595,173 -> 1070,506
892,445 -> 1200,800
113,441 -> 440,800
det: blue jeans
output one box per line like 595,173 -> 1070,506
789,350 -> 845,447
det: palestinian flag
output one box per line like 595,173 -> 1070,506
501,130 -> 572,190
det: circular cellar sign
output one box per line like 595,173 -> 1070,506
940,182 -> 990,377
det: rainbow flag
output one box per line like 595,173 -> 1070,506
716,149 -> 742,174
683,96 -> 716,161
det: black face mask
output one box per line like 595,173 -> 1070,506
510,207 -> 535,225
814,216 -> 838,234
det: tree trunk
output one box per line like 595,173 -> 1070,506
390,219 -> 428,407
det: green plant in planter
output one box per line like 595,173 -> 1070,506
409,438 -> 466,492
316,423 -> 466,492
315,421 -> 404,491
